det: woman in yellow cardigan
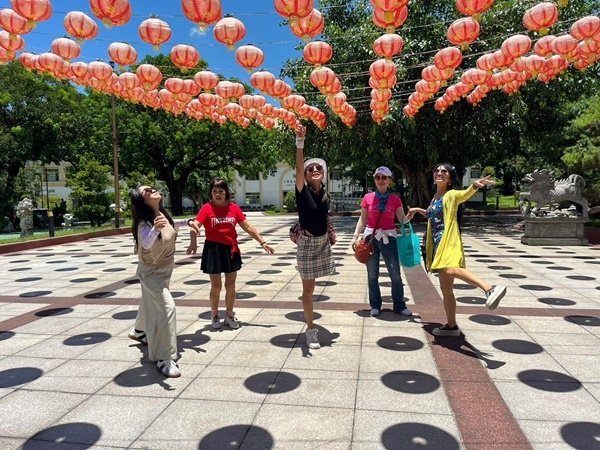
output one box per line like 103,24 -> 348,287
407,163 -> 507,336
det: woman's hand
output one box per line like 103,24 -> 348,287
186,243 -> 197,255
261,243 -> 275,254
154,215 -> 167,230
474,176 -> 495,189
295,124 -> 306,138
407,207 -> 426,217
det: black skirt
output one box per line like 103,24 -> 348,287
201,240 -> 242,274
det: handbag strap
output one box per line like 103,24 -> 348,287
400,221 -> 413,236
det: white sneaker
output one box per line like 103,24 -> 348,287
370,308 -> 380,317
224,313 -> 241,329
157,360 -> 181,378
305,328 -> 321,349
211,314 -> 222,330
398,308 -> 413,316
433,325 -> 461,336
128,328 -> 147,345
485,285 -> 507,310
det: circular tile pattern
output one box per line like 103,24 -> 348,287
8,267 -> 31,272
469,314 -> 511,326
565,315 -> 600,327
55,267 -> 78,272
500,274 -> 527,279
69,278 -> 97,283
492,339 -> 544,354
530,260 -> 554,264
377,336 -> 424,351
103,268 -> 126,273
547,266 -> 573,271
565,275 -> 595,281
272,262 -> 292,267
84,291 -> 117,299
246,280 -> 272,286
183,280 -> 209,286
488,266 -> 512,270
259,270 -> 281,274
520,284 -> 553,291
475,259 -> 497,263
244,371 -> 300,394
16,277 -> 43,282
538,297 -> 577,306
456,296 -> 485,305
381,370 -> 440,394
517,369 -> 581,392
236,292 -> 256,299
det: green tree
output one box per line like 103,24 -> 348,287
66,156 -> 113,226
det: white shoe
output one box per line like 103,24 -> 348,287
157,360 -> 181,378
305,328 -> 321,349
485,285 -> 507,310
224,313 -> 241,329
128,328 -> 147,345
211,314 -> 222,330
370,308 -> 380,317
398,308 -> 413,316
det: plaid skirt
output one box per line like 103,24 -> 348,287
297,233 -> 333,280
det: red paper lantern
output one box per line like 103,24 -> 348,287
475,53 -> 494,71
235,44 -> 264,71
270,79 -> 292,98
570,16 -> 600,42
372,6 -> 408,32
136,64 -> 162,90
214,16 -> 246,50
303,41 -> 333,65
489,50 -> 512,69
369,58 -> 397,80
310,66 -> 337,89
521,55 -> 546,75
447,17 -> 480,49
18,51 -> 36,69
320,77 -> 342,95
501,34 -> 532,60
282,94 -> 306,110
403,104 -> 418,117
63,11 -> 98,42
0,30 -> 24,55
327,92 -> 347,109
461,68 -> 490,85
274,0 -> 314,21
70,61 -> 89,80
373,33 -> 404,59
10,0 -> 52,26
250,70 -> 276,92
108,42 -> 137,67
550,34 -> 578,59
165,78 -> 187,99
170,44 -> 200,70
290,8 -> 324,40
139,17 -> 172,50
434,46 -> 463,70
90,0 -> 131,27
181,0 -> 222,30
0,8 -> 34,36
414,80 -> 440,95
88,60 -> 113,80
51,37 -> 80,61
523,2 -> 558,36
118,72 -> 140,90
422,64 -> 452,82
455,0 -> 494,18
369,75 -> 397,90
38,52 -> 63,72
534,34 -> 555,57
0,46 -> 15,62
194,70 -> 219,91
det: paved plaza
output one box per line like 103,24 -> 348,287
0,212 -> 599,449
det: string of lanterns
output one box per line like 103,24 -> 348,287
0,0 -> 598,128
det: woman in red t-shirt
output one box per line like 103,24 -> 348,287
187,178 -> 274,329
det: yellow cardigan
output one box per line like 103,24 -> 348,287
425,185 -> 479,272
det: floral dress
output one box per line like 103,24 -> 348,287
426,196 -> 445,252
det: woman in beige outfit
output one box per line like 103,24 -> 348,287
129,185 -> 186,378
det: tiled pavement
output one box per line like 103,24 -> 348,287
0,213 -> 599,449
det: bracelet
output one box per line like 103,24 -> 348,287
187,219 -> 194,226
295,137 -> 305,149
259,241 -> 266,245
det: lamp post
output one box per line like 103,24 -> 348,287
109,61 -> 121,228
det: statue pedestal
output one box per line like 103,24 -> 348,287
521,218 -> 589,246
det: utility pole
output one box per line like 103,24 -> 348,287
109,61 -> 121,228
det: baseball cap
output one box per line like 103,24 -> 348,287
373,166 -> 392,177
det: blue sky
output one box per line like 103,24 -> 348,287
4,0 -> 306,84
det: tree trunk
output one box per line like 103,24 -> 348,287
404,170 -> 432,208
169,181 -> 184,216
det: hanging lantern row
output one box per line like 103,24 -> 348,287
274,1 -> 324,41
14,51 -> 308,130
404,11 -> 600,117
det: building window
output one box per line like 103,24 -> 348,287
245,172 -> 260,181
46,169 -> 59,182
245,193 -> 260,205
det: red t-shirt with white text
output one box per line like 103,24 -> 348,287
196,202 -> 246,253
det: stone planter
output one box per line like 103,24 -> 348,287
521,217 -> 589,246
584,226 -> 600,244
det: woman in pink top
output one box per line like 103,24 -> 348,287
352,167 -> 413,317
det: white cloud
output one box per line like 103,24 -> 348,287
189,27 -> 207,38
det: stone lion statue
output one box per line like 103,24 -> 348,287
518,169 -> 588,218
16,197 -> 34,237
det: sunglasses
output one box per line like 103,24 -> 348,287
433,169 -> 449,174
374,175 -> 388,180
306,164 -> 323,173
143,187 -> 158,194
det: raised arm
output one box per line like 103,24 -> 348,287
295,124 -> 307,192
239,220 -> 275,254
186,218 -> 203,255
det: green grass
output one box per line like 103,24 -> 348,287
0,221 -> 133,245
486,194 -> 519,209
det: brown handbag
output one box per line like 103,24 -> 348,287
353,198 -> 385,264
353,238 -> 373,264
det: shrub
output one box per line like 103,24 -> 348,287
283,191 -> 296,212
